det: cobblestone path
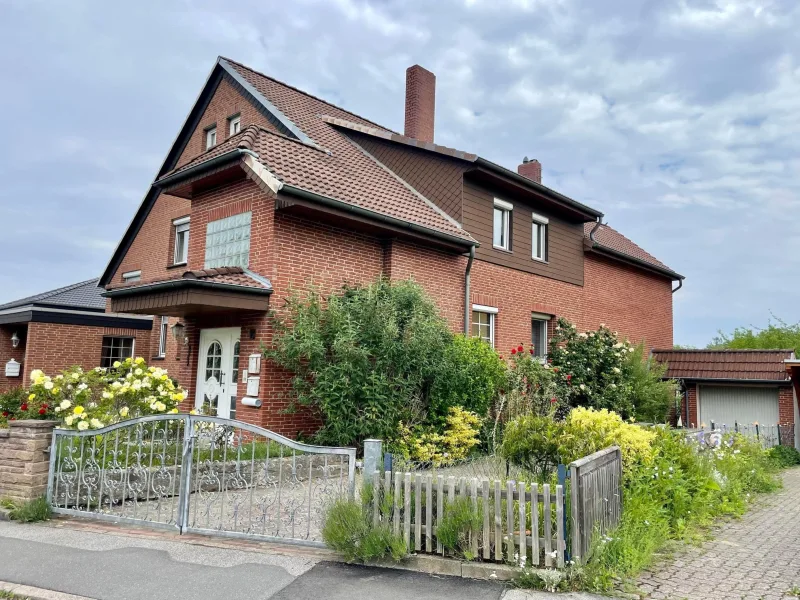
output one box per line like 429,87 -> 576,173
637,468 -> 800,600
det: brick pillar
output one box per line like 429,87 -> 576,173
0,420 -> 57,503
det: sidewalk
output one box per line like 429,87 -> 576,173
0,519 -> 506,600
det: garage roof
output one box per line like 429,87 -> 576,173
652,349 -> 796,382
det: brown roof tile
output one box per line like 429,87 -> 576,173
652,349 -> 795,381
107,267 -> 271,292
584,223 -> 678,275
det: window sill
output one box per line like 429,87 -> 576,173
150,356 -> 165,362
492,245 -> 512,253
531,257 -> 549,264
167,262 -> 187,270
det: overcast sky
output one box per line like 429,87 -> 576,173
1,0 -> 797,347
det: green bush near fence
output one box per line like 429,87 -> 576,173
321,497 -> 407,563
435,496 -> 483,561
1,496 -> 51,523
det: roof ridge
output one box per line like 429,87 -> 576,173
653,348 -> 796,353
219,56 -> 398,135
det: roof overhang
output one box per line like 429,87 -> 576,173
0,305 -> 152,329
674,377 -> 791,385
586,243 -> 684,281
278,184 -> 477,253
103,279 -> 271,317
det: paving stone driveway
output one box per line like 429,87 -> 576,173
637,467 -> 800,600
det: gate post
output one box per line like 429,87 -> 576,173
176,415 -> 195,533
0,420 -> 58,504
363,439 -> 383,478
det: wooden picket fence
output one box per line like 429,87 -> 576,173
368,470 -> 566,567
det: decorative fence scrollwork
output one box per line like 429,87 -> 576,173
47,414 -> 356,547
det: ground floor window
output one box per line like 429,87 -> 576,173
157,316 -> 169,357
471,305 -> 497,347
101,336 -> 134,368
531,315 -> 549,358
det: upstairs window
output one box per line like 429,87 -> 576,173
205,126 -> 217,149
204,211 -> 252,269
531,313 -> 549,359
101,336 -> 134,368
493,198 -> 512,251
173,217 -> 190,265
472,305 -> 498,347
122,270 -> 141,283
531,212 -> 549,261
228,114 -> 241,136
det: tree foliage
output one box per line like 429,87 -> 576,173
709,315 -> 800,354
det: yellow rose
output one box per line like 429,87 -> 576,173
28,393 -> 35,401
73,406 -> 85,415
119,406 -> 129,417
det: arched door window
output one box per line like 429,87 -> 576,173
204,340 -> 223,411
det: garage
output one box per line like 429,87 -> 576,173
652,348 -> 798,448
698,385 -> 779,429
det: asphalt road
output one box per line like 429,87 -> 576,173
0,521 -> 506,600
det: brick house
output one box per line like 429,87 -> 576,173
99,57 -> 684,436
653,349 -> 799,448
0,279 -> 153,391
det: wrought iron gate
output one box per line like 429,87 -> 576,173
46,414 -> 356,547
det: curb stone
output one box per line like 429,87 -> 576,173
0,508 -> 10,522
367,554 -> 518,581
0,581 -> 97,600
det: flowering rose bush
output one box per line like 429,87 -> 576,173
547,318 -> 676,422
18,358 -> 188,429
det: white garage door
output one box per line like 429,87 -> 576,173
698,385 -> 779,428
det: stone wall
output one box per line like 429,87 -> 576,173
0,420 -> 57,503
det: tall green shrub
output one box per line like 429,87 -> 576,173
267,278 -> 502,447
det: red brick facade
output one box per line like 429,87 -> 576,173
0,322 -> 152,391
99,65 -> 681,437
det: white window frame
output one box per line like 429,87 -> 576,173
122,270 -> 141,283
531,312 -> 550,360
472,304 -> 498,348
229,114 -> 241,136
206,126 -> 217,149
173,217 -> 190,265
493,198 -> 513,251
531,212 -> 549,262
157,316 -> 169,358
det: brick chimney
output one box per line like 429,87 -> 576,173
518,157 -> 542,183
404,65 -> 436,143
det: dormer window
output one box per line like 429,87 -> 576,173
228,114 -> 241,136
531,212 -> 549,261
493,198 -> 513,251
205,125 -> 217,149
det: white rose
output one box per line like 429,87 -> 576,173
44,381 -> 54,390
64,415 -> 74,426
90,418 -> 104,429
60,400 -> 71,410
77,421 -> 89,431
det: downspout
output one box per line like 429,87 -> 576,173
589,217 -> 602,243
672,279 -> 683,294
464,246 -> 475,335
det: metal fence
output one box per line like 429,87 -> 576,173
47,414 -> 356,547
367,470 -> 566,568
687,423 -> 795,449
568,446 -> 623,562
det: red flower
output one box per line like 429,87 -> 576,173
553,367 -> 559,373
20,404 -> 28,411
529,348 -> 534,355
9,417 -> 15,421
41,404 -> 48,409
38,408 -> 46,415
511,348 -> 517,355
499,355 -> 504,360
566,374 -> 572,381
550,397 -> 557,404
517,345 -> 524,352
1,411 -> 8,417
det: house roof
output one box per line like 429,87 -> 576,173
651,349 -> 796,382
0,279 -> 106,312
100,55 -> 677,285
105,267 -> 272,295
584,223 -> 683,280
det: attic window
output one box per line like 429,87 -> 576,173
531,212 -> 549,262
122,270 -> 141,283
205,126 -> 217,149
493,198 -> 513,251
228,114 -> 241,136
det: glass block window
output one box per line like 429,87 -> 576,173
204,211 -> 251,269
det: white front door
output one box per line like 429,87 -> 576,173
195,327 -> 241,419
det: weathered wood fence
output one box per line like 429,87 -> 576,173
369,471 -> 566,567
568,446 -> 623,561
